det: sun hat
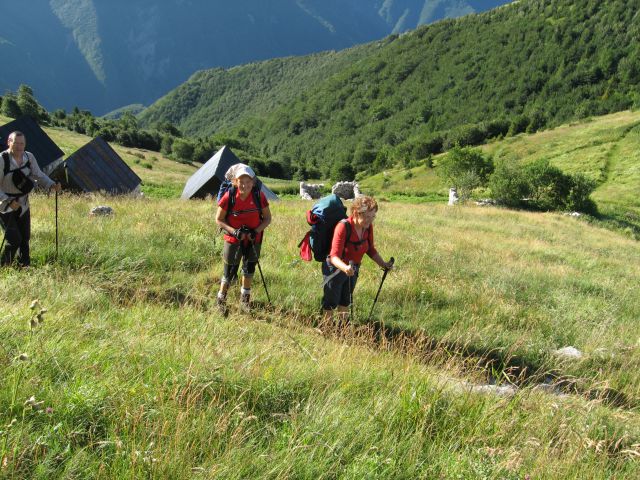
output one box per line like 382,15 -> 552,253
226,163 -> 256,180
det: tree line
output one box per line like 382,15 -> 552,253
0,85 -> 291,180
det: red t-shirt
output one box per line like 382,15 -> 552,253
218,189 -> 269,244
329,217 -> 378,265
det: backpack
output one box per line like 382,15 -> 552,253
217,177 -> 264,221
2,151 -> 34,196
298,194 -> 349,262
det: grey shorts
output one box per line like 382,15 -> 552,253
222,241 -> 261,283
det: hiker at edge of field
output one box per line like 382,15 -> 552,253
1,131 -> 62,267
215,164 -> 271,312
322,195 -> 392,323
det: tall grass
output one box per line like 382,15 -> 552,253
1,193 -> 639,478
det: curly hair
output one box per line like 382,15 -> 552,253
351,195 -> 378,217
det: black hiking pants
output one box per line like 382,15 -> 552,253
1,208 -> 31,267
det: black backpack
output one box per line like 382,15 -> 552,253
2,151 -> 34,196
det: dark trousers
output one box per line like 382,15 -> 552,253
0,208 -> 31,266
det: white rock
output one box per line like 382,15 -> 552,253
469,384 -> 517,397
554,346 -> 583,359
448,187 -> 459,205
331,181 -> 361,200
451,380 -> 517,397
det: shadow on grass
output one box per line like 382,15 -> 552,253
366,320 -> 636,409
99,280 -> 638,410
589,210 -> 640,240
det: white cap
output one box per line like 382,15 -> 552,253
225,163 -> 256,180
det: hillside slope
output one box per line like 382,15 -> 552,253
140,0 -> 640,179
359,110 -> 640,234
1,0 -> 508,114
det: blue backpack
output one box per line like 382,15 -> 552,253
299,194 -> 349,262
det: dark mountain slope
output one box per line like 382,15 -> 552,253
139,0 -> 640,176
1,0 -> 510,114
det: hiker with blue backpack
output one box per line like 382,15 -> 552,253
215,164 -> 271,312
318,195 -> 393,323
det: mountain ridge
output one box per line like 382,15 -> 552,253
1,1 -> 509,114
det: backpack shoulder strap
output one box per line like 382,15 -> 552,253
2,151 -> 9,175
340,218 -> 351,239
340,219 -> 352,259
252,186 -> 264,220
1,152 -> 30,174
225,185 -> 237,219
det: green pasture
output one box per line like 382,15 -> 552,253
1,192 -> 639,478
481,110 -> 640,220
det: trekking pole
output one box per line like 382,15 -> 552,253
367,257 -> 395,322
251,241 -> 271,305
55,190 -> 59,260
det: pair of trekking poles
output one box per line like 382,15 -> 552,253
0,191 -> 59,263
235,226 -> 271,305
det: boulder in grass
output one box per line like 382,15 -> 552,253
554,346 -> 583,360
90,206 -> 114,216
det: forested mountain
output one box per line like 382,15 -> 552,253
140,0 -> 640,178
0,0 -> 506,114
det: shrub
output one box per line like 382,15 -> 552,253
488,160 -> 529,207
566,173 -> 598,214
437,146 -> 494,199
524,159 -> 572,211
443,124 -> 485,149
489,159 -> 598,213
172,138 -> 195,163
331,161 -> 355,182
1,93 -> 21,118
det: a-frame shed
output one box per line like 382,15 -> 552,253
0,116 -> 64,174
181,145 -> 278,201
52,137 -> 141,194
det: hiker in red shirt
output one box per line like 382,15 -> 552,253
215,164 -> 271,312
322,195 -> 392,323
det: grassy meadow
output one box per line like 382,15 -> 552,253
1,114 -> 640,478
0,192 -> 639,479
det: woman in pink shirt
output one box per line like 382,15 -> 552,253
322,195 -> 393,323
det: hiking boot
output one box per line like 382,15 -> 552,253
216,293 -> 228,315
240,292 -> 251,312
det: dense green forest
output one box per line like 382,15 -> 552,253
140,0 -> 640,179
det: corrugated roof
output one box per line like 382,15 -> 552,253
182,145 -> 279,201
62,137 -> 141,194
0,116 -> 64,171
